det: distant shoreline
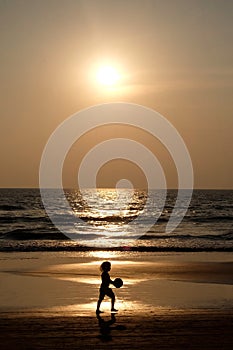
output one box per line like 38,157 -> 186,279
1,245 -> 233,252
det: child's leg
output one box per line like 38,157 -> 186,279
107,289 -> 117,311
96,297 -> 102,311
111,293 -> 115,310
96,291 -> 105,312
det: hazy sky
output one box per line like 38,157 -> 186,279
0,0 -> 232,188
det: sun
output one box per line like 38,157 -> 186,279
96,65 -> 120,86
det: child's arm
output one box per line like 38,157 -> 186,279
105,272 -> 114,285
102,272 -> 112,287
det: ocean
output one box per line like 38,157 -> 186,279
0,189 -> 232,252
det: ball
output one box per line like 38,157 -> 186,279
113,278 -> 123,288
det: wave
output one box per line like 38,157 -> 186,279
0,229 -> 68,241
81,215 -> 233,223
189,216 -> 233,222
0,216 -> 50,223
1,229 -> 233,242
0,204 -> 26,211
140,231 -> 233,241
1,211 -> 232,226
79,214 -> 138,223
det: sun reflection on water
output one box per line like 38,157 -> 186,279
66,188 -> 147,223
42,300 -> 154,317
62,188 -> 150,247
55,274 -> 146,286
88,251 -> 120,259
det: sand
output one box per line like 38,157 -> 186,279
0,251 -> 233,349
0,310 -> 233,349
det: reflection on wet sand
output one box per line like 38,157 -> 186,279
96,313 -> 127,342
41,260 -> 148,285
28,300 -> 155,317
1,254 -> 233,316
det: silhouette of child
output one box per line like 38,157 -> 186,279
96,261 -> 118,314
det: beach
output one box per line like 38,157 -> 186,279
1,310 -> 233,349
0,251 -> 233,349
1,0 -> 233,348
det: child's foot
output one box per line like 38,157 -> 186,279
111,308 -> 118,313
96,310 -> 104,314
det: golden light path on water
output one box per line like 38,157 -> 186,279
89,251 -> 122,259
46,300 -> 156,317
46,260 -> 148,285
67,188 -> 146,246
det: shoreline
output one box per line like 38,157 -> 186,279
0,244 -> 233,252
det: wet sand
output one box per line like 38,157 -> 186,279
0,251 -> 233,349
0,310 -> 233,349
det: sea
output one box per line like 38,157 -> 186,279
0,189 -> 232,252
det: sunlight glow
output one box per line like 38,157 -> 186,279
96,65 -> 120,86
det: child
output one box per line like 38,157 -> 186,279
96,261 -> 118,314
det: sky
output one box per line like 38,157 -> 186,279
0,0 -> 232,189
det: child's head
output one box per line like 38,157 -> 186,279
100,261 -> 111,272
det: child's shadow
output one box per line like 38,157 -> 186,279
96,313 -> 127,342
